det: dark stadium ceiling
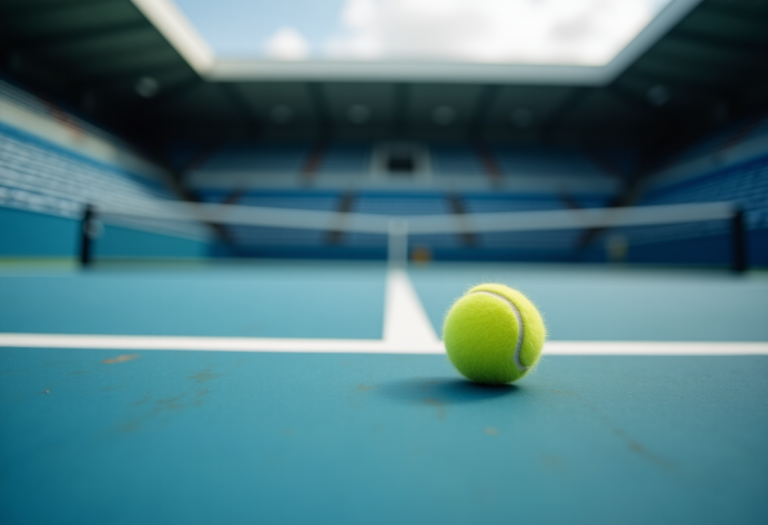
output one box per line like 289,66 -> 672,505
1,0 -> 767,148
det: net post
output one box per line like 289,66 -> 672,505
730,207 -> 747,274
388,218 -> 409,268
79,204 -> 96,268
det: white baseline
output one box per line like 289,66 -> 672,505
0,269 -> 765,355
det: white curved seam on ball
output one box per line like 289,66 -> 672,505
469,291 -> 527,372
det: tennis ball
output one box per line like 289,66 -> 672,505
443,283 -> 546,384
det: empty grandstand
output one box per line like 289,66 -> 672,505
1,0 -> 766,269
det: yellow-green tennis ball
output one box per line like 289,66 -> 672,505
443,283 -> 546,384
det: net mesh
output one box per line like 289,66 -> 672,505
85,200 -> 741,267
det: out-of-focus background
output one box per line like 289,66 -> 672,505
1,1 -> 767,524
0,0 -> 766,267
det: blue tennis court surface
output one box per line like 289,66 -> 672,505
0,262 -> 387,338
1,263 -> 768,524
1,263 -> 767,340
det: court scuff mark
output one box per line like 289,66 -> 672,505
132,395 -> 151,406
422,397 -> 447,419
155,393 -> 189,410
611,426 -> 674,470
102,354 -> 139,364
119,391 -> 209,433
548,389 -> 578,397
540,454 -> 567,469
188,369 -> 221,383
584,397 -> 675,470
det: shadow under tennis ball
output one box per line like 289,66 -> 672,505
378,377 -> 519,405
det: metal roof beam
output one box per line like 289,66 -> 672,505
9,21 -> 150,53
1,0 -> 125,20
668,28 -> 768,58
76,54 -> 186,82
628,60 -> 733,92
696,2 -> 768,22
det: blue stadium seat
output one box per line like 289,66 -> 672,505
430,144 -> 484,176
0,125 -> 176,220
317,144 -> 372,174
492,145 -> 605,178
199,143 -> 309,173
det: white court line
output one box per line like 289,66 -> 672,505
0,334 -> 766,355
383,268 -> 441,349
543,341 -> 768,355
0,269 -> 766,355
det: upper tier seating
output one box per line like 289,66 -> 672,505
493,145 -> 605,178
617,117 -> 768,253
199,143 -> 310,172
316,144 -> 372,174
658,114 -> 768,169
0,126 -> 174,219
430,144 -> 485,175
0,80 -> 122,148
643,159 -> 768,222
189,141 -> 619,182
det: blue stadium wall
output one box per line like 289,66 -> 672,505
0,207 -> 211,260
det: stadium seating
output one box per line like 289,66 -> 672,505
316,144 -> 372,175
0,80 -> 121,148
493,145 -> 606,178
185,139 -> 621,258
429,144 -> 485,176
620,116 -> 768,265
0,79 -> 209,258
5,71 -> 764,265
0,126 -> 174,218
198,142 -> 310,173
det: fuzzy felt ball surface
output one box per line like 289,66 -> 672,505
443,283 -> 546,384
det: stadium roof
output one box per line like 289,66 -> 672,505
1,0 -> 767,144
133,0 -> 697,85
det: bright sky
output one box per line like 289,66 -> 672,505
174,0 -> 674,66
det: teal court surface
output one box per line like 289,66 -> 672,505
1,262 -> 767,525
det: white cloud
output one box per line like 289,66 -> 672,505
324,0 -> 670,65
265,27 -> 310,60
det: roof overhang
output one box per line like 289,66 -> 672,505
135,0 -> 701,85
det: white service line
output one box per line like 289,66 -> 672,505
382,268 -> 441,349
0,269 -> 766,355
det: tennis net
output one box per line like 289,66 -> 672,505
78,199 -> 747,271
